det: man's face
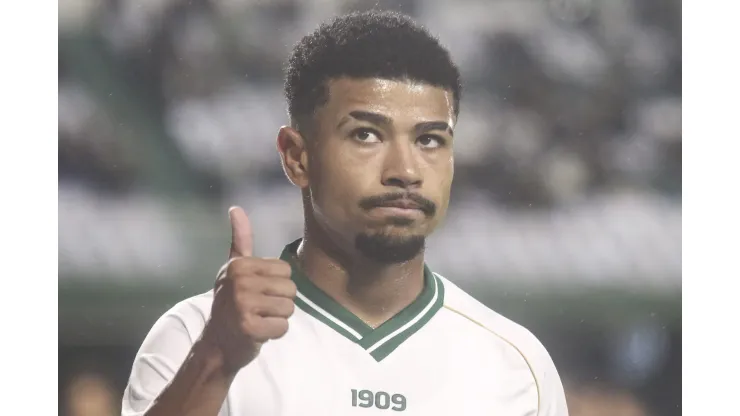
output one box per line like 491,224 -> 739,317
306,78 -> 456,263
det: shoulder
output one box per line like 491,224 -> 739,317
123,292 -> 217,415
138,291 -> 215,351
154,291 -> 214,337
436,273 -> 543,352
167,290 -> 214,321
435,273 -> 569,415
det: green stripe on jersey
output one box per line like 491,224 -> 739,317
366,273 -> 445,361
281,239 -> 444,362
293,295 -> 366,342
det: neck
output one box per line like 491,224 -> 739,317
295,232 -> 426,328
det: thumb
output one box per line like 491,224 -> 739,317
229,206 -> 253,258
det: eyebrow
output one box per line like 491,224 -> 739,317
338,110 -> 454,137
415,121 -> 454,137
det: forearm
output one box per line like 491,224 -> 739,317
145,339 -> 236,416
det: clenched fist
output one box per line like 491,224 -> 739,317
201,206 -> 297,373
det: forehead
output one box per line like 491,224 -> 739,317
318,78 -> 455,127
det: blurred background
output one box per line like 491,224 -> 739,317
58,0 -> 681,415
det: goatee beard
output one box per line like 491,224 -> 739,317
354,233 -> 425,264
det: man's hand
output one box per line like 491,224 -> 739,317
202,206 -> 297,372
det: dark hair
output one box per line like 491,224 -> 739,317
284,11 -> 462,128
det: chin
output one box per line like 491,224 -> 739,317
354,232 -> 426,264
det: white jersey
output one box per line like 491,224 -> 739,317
123,240 -> 568,416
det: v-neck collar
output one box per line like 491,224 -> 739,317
280,239 -> 445,362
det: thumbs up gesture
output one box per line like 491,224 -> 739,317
202,207 -> 297,372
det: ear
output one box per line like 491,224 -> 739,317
277,126 -> 310,188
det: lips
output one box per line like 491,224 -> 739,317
359,193 -> 436,216
376,200 -> 423,210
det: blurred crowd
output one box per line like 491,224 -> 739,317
58,0 -> 681,415
58,0 -> 681,287
59,0 -> 681,205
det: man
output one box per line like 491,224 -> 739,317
122,11 -> 569,416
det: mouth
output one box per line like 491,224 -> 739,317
376,200 -> 423,210
369,200 -> 425,219
360,193 -> 436,219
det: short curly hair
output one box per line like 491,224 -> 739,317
284,11 -> 462,129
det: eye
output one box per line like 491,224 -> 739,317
351,128 -> 381,144
417,135 -> 445,149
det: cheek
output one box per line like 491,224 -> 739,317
310,151 -> 372,216
320,143 -> 381,188
426,157 -> 454,192
423,161 -> 453,217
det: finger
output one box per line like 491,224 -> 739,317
229,206 -> 253,258
250,296 -> 295,319
232,274 -> 297,299
242,316 -> 290,342
227,258 -> 292,281
261,278 -> 297,299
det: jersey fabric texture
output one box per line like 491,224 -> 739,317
122,239 -> 569,416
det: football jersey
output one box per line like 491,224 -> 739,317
122,240 -> 569,416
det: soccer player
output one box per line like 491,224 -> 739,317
122,11 -> 569,416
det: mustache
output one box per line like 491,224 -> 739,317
359,192 -> 437,216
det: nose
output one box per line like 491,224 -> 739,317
381,139 -> 422,189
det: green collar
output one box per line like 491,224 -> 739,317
280,239 -> 445,362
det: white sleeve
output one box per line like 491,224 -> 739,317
534,343 -> 569,416
121,298 -> 230,416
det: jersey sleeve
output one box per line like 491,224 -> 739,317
533,340 -> 569,416
121,298 -> 230,416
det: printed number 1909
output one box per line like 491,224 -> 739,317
351,389 -> 406,411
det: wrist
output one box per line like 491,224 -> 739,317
192,336 -> 239,379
